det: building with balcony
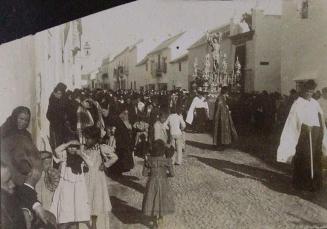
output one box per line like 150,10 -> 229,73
138,31 -> 201,90
108,47 -> 130,90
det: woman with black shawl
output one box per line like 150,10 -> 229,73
46,83 -> 67,150
108,105 -> 134,176
1,106 -> 41,185
1,106 -> 32,142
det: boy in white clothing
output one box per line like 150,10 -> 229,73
166,107 -> 186,165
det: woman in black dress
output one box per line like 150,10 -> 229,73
46,83 -> 67,149
109,105 -> 134,175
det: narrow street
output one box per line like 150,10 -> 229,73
107,133 -> 327,229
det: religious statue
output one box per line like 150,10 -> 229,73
241,12 -> 253,31
207,31 -> 222,74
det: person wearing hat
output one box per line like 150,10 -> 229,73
277,80 -> 327,192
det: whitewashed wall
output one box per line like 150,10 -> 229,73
169,59 -> 189,90
0,21 -> 83,150
281,0 -> 327,94
253,10 -> 282,93
0,36 -> 36,136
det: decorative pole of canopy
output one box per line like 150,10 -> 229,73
233,56 -> 242,92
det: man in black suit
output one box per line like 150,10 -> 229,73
15,167 -> 57,229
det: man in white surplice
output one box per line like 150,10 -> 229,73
186,93 -> 209,126
277,84 -> 327,164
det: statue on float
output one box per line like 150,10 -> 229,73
191,30 -> 242,95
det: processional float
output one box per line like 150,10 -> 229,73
192,31 -> 242,97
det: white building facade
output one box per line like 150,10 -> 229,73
0,19 -> 83,150
281,0 -> 327,94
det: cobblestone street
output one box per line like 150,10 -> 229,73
107,133 -> 327,229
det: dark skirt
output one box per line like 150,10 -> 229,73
108,147 -> 134,174
193,108 -> 208,133
293,124 -> 323,192
142,177 -> 175,217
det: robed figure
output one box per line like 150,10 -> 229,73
186,90 -> 209,133
277,80 -> 327,191
213,87 -> 238,148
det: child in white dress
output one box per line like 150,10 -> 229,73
50,140 -> 92,229
83,126 -> 118,229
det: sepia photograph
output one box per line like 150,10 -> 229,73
0,0 -> 327,228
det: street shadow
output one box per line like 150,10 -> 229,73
110,196 -> 150,227
191,155 -> 327,210
109,174 -> 145,194
287,212 -> 327,227
234,131 -> 292,174
186,140 -> 215,151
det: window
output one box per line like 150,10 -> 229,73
260,61 -> 269,66
178,62 -> 182,72
301,0 -> 309,19
151,60 -> 156,77
163,57 -> 167,73
158,54 -> 161,70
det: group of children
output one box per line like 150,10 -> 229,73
138,106 -> 186,228
35,105 -> 186,229
36,126 -> 118,229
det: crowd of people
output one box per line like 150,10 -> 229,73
1,80 -> 327,229
0,82 -> 191,229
